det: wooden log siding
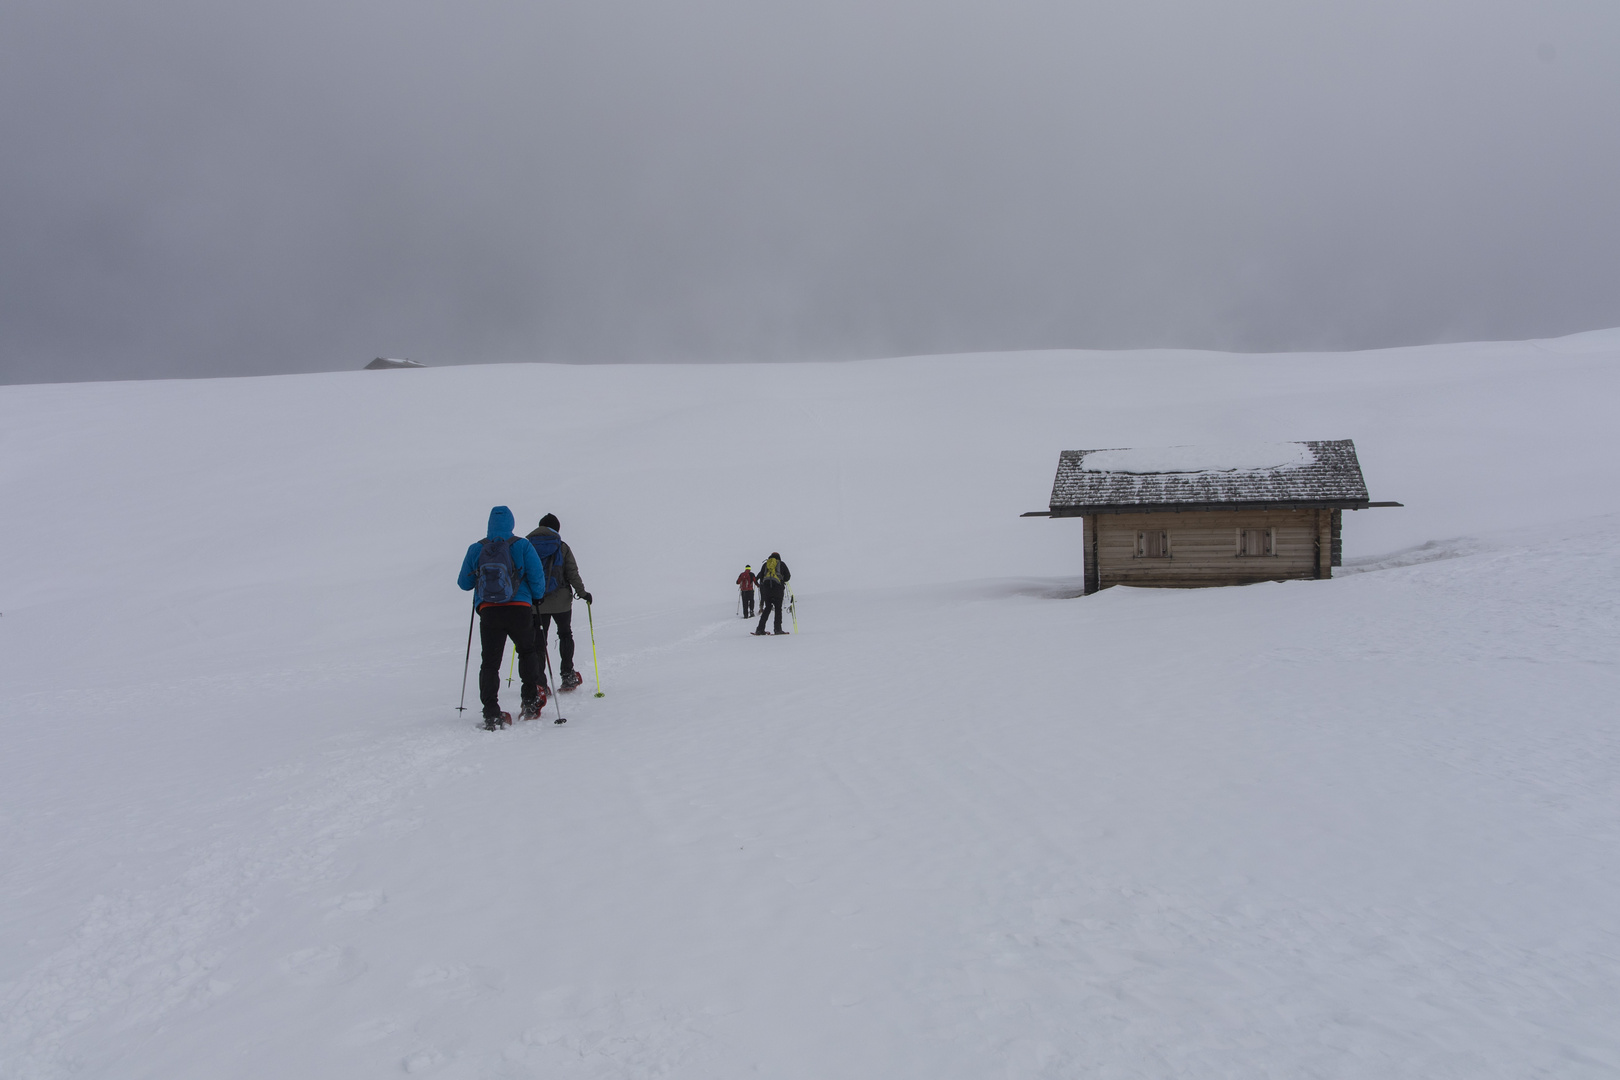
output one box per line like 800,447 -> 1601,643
1083,515 -> 1101,595
1316,508 -> 1332,580
1092,509 -> 1326,589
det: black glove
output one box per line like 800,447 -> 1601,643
580,591 -> 593,605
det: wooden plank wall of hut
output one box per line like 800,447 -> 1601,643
1094,508 -> 1327,588
1083,515 -> 1101,594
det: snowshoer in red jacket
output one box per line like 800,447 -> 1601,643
736,565 -> 756,617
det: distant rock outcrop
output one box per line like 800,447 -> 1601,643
364,357 -> 425,370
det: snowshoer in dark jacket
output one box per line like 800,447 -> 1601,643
736,565 -> 756,617
458,506 -> 547,727
752,553 -> 791,635
526,514 -> 592,692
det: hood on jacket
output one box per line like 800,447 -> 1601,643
487,506 -> 516,539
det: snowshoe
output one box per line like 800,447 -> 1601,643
750,629 -> 769,636
483,711 -> 512,731
559,670 -> 583,692
773,629 -> 790,635
520,699 -> 541,721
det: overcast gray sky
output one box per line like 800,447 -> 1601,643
2,0 -> 1617,383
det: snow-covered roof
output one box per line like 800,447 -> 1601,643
1049,439 -> 1369,513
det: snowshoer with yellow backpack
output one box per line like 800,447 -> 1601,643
751,553 -> 791,636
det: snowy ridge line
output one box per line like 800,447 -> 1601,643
1527,326 -> 1620,355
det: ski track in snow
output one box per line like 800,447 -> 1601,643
3,341 -> 1620,1077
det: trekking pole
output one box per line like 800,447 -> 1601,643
789,586 -> 799,633
543,643 -> 567,724
456,596 -> 476,713
505,649 -> 515,687
586,600 -> 604,697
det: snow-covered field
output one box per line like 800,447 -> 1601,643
2,333 -> 1618,1078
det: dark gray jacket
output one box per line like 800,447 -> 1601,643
526,527 -> 588,614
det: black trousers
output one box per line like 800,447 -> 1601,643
535,609 -> 576,674
741,589 -> 755,616
756,584 -> 785,633
479,604 -> 540,715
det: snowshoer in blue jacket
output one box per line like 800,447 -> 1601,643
458,506 -> 548,727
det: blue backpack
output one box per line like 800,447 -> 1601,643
475,537 -> 524,603
528,531 -> 565,598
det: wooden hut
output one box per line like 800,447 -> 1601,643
1024,440 -> 1399,593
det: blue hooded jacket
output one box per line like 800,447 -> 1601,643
458,506 -> 547,607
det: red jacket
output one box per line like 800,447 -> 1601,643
736,570 -> 756,591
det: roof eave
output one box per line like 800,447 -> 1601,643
1047,498 -> 1372,517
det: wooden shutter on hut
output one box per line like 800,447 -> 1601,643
1136,530 -> 1169,558
1237,527 -> 1274,557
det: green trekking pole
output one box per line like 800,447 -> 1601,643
505,649 -> 515,687
586,600 -> 604,697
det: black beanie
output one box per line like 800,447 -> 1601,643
539,513 -> 560,531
